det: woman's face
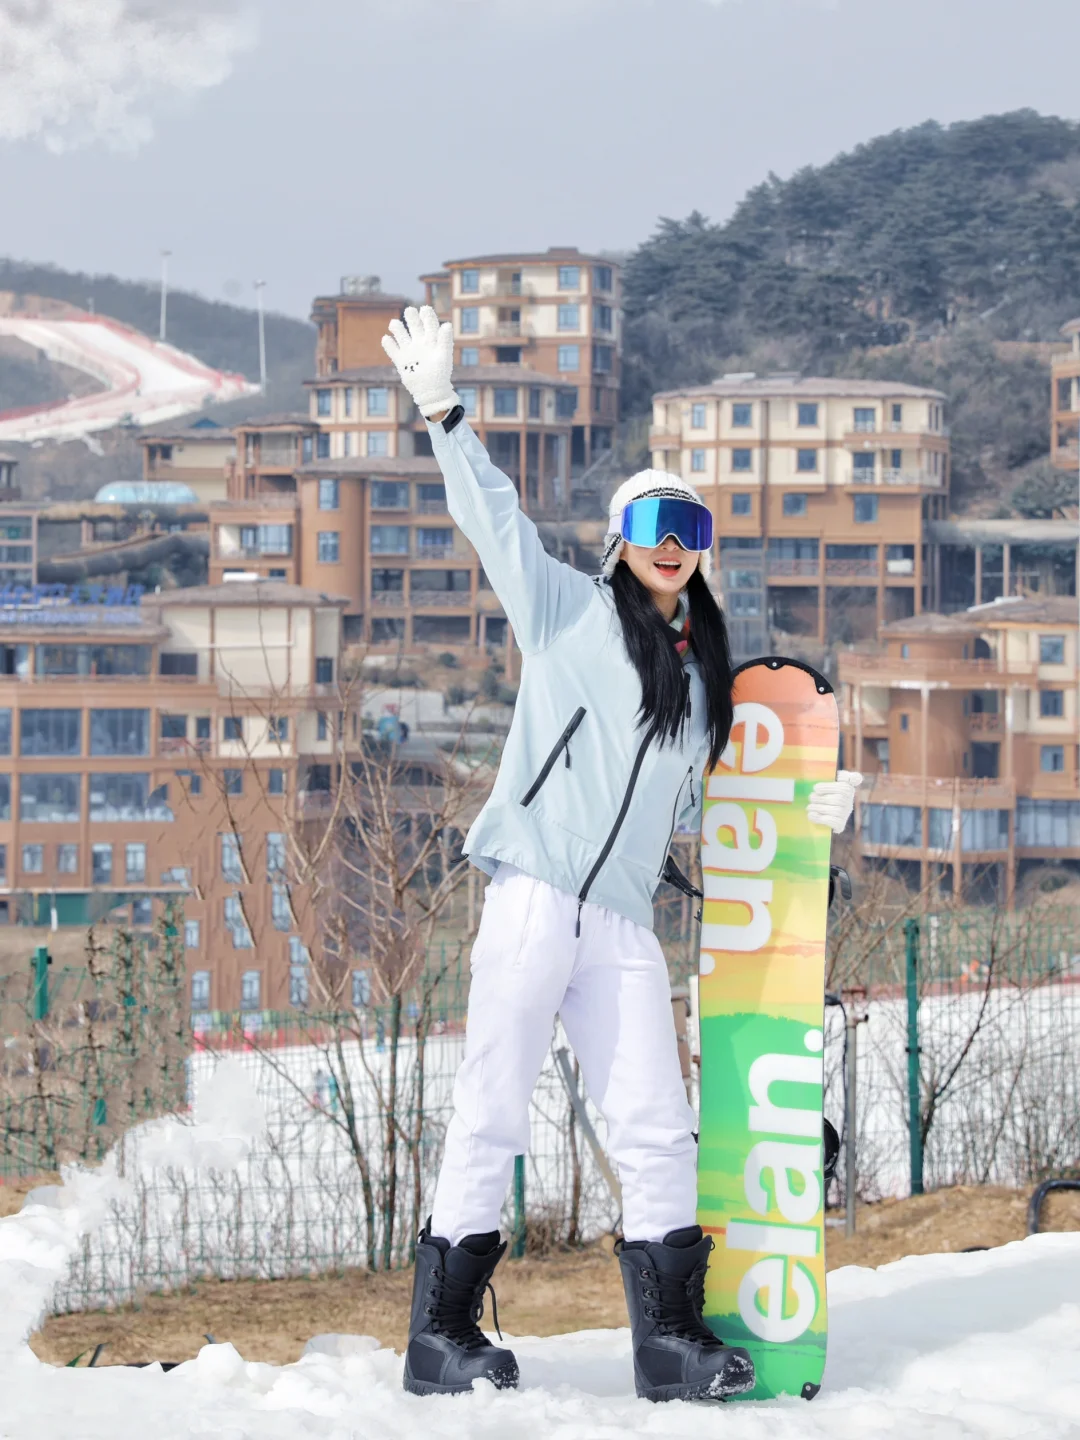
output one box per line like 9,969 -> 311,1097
623,535 -> 698,602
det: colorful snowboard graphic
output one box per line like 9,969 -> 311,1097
696,657 -> 839,1402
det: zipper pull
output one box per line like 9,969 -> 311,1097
575,899 -> 583,939
689,771 -> 696,808
565,744 -> 572,770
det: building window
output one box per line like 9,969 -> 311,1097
1041,690 -> 1065,718
372,480 -> 409,510
493,387 -> 518,417
557,345 -> 580,372
57,843 -> 78,874
731,494 -> 752,517
271,883 -> 291,931
417,527 -> 453,557
343,387 -> 354,417
732,448 -> 752,472
20,708 -> 81,756
592,343 -> 614,373
782,493 -> 808,517
0,775 -> 8,822
797,402 -> 819,427
223,769 -> 243,796
853,494 -> 879,524
460,306 -> 479,334
221,833 -> 244,883
456,386 -> 477,418
289,956 -> 309,1009
593,264 -> 613,291
853,453 -> 875,479
240,968 -> 261,1008
318,532 -> 340,563
226,896 -> 253,950
593,303 -> 613,331
557,303 -> 580,331
160,713 -> 187,741
22,843 -> 43,875
529,388 -> 542,419
1042,745 -> 1066,773
92,843 -> 112,884
900,714 -> 910,732
460,347 -> 479,367
223,716 -> 243,742
302,435 -> 314,463
125,842 -> 147,883
367,432 -> 389,457
185,920 -> 201,949
316,433 -> 331,460
691,403 -> 707,429
269,716 -> 288,743
0,709 -> 10,756
365,386 -> 389,417
161,651 -> 198,677
796,449 -> 818,473
177,768 -> 202,797
1040,635 -> 1066,665
0,844 -> 6,883
318,478 -> 339,510
20,774 -> 80,823
269,767 -> 286,796
853,407 -> 876,432
344,431 -> 353,458
370,525 -> 410,555
131,896 -> 152,926
316,711 -> 328,741
732,403 -> 752,428
266,832 -> 287,879
892,403 -> 903,426
316,389 -> 332,417
191,969 -> 210,1008
558,265 -> 581,289
556,388 -> 578,419
460,268 -> 480,293
316,657 -> 334,684
691,449 -> 706,473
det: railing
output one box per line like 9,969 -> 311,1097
210,496 -> 297,510
370,502 -> 411,513
826,558 -> 879,578
840,655 -> 1037,684
415,545 -> 458,561
417,499 -> 448,514
766,559 -> 819,578
852,420 -> 877,433
370,592 -> 406,608
409,591 -> 473,609
880,468 -> 942,486
158,735 -> 193,756
858,774 -> 1016,806
370,547 -> 411,558
969,712 -> 1003,735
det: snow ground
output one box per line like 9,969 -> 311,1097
3,1075 -> 1079,1440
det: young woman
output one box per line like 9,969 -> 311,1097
382,308 -> 859,1403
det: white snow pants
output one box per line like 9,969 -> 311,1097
430,863 -> 698,1245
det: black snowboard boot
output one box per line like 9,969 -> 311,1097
618,1225 -> 755,1403
402,1225 -> 519,1396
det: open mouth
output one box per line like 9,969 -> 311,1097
653,558 -> 683,577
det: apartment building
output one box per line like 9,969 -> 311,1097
650,376 -> 950,651
139,419 -> 235,504
839,595 -> 1080,903
311,284 -> 416,379
422,247 -> 621,473
0,578 -> 348,1014
1051,317 -> 1080,471
0,454 -> 37,589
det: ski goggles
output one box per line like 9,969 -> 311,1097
620,497 -> 713,553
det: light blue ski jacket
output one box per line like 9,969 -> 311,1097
429,415 -> 708,932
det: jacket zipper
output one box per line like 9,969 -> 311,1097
575,728 -> 654,937
658,766 -> 695,880
520,706 -> 586,808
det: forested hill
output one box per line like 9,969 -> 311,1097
621,110 -> 1080,508
0,257 -> 315,404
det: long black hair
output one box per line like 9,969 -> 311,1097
610,561 -> 734,771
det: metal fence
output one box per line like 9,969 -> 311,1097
2,899 -> 1079,1315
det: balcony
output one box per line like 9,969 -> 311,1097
414,545 -> 458,562
969,712 -> 1003,735
859,774 -> 1016,808
766,558 -> 819,579
409,591 -> 473,609
825,558 -> 878,578
417,499 -> 449,514
371,592 -> 406,608
840,655 -> 1037,686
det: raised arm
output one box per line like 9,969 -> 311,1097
383,307 -> 592,653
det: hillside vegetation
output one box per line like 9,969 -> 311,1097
622,111 -> 1080,507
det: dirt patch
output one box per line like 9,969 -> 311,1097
25,1185 -> 1080,1368
0,1175 -> 60,1219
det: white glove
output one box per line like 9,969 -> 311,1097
381,305 -> 460,419
807,770 -> 863,834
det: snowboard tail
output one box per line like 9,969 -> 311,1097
696,657 -> 839,1401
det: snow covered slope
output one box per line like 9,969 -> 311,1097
0,314 -> 257,442
3,1136 -> 1079,1439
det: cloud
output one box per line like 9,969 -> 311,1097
0,0 -> 257,152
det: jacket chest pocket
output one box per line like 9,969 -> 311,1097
520,707 -> 586,807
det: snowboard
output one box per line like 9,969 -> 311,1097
696,656 -> 839,1402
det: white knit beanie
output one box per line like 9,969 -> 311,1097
600,468 -> 713,579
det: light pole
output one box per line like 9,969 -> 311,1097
159,250 -> 171,341
254,279 -> 268,392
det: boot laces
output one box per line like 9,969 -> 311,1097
640,1258 -> 723,1347
426,1268 -> 503,1350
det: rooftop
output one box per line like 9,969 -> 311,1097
297,456 -> 442,478
654,375 -> 947,401
138,421 -> 231,445
145,580 -> 350,609
881,594 -> 1079,636
442,246 -> 617,270
927,519 -> 1080,546
234,412 -> 314,431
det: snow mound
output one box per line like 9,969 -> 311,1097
3,1156 -> 1079,1440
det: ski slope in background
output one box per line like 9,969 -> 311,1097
2,1064 -> 1079,1440
0,313 -> 258,442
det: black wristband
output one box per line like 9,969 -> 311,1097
442,404 -> 465,433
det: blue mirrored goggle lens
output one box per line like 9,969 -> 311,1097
620,497 -> 713,552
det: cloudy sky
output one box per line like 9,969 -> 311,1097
0,0 -> 1077,318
